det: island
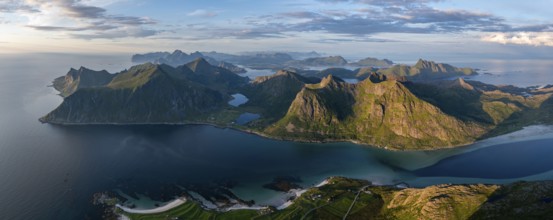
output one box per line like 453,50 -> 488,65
40,56 -> 553,150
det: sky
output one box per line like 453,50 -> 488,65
1,0 -> 553,61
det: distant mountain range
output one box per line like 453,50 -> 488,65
41,58 -> 553,150
132,50 -> 397,71
131,50 -> 247,74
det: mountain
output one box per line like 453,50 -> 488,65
285,51 -> 321,60
52,67 -> 114,97
287,56 -> 348,67
378,59 -> 477,80
406,78 -> 553,130
184,58 -> 249,91
265,75 -> 486,150
216,61 -> 246,73
42,58 -> 553,149
40,61 -> 251,124
130,51 -> 170,63
241,70 -> 319,120
349,57 -> 393,67
201,51 -> 295,70
132,50 -> 246,74
300,67 -> 356,79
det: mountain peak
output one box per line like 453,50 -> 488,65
447,77 -> 475,90
253,69 -> 316,85
186,57 -> 213,73
316,74 -> 345,88
190,51 -> 204,57
414,59 -> 433,68
275,69 -> 296,77
172,50 -> 186,55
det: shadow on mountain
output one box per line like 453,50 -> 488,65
404,81 -> 495,124
482,94 -> 553,139
469,181 -> 553,219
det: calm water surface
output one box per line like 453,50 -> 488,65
0,54 -> 552,219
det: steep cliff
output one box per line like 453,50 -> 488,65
52,67 -> 114,97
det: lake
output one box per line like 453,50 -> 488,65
0,53 -> 552,219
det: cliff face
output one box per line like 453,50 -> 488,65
266,75 -> 486,150
41,63 -> 227,124
53,67 -> 114,97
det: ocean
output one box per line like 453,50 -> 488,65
0,53 -> 552,219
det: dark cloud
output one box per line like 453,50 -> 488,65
25,25 -> 89,31
311,37 -> 400,44
195,27 -> 288,39
70,28 -> 158,39
64,5 -> 106,18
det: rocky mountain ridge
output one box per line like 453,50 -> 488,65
42,59 -> 553,150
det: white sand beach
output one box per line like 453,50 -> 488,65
116,197 -> 187,214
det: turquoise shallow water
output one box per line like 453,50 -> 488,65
0,54 -> 552,219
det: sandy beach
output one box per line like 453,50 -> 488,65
116,197 -> 187,214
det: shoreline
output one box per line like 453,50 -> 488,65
116,197 -> 187,214
117,178 -> 332,216
40,119 -> 553,152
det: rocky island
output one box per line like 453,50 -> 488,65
40,57 -> 553,150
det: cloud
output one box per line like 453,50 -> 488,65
203,0 -> 552,44
2,0 -> 158,39
318,0 -> 442,7
70,27 -> 158,39
187,9 -> 218,18
0,0 -> 39,13
249,7 -> 506,37
482,32 -> 553,47
310,36 -> 400,44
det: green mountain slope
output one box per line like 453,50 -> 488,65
406,78 -> 553,136
266,75 -> 486,150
